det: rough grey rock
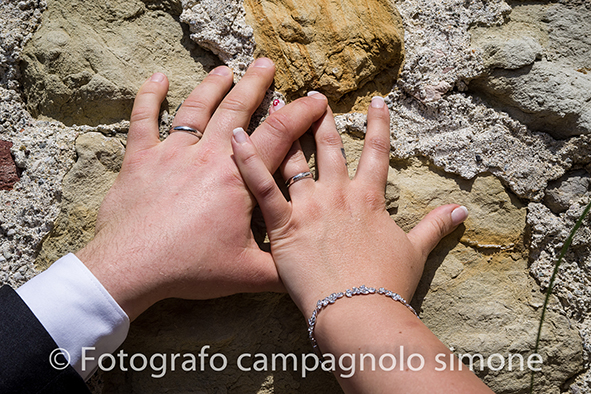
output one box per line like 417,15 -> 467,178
20,0 -> 219,126
0,0 -> 72,290
0,0 -> 45,90
544,169 -> 591,214
361,0 -> 591,202
394,0 -> 510,101
527,199 -> 591,391
478,36 -> 543,70
0,117 -> 77,288
180,0 -> 255,75
469,3 -> 591,139
528,201 -> 591,318
377,89 -> 591,202
472,60 -> 591,139
544,3 -> 591,68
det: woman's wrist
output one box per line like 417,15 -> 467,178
312,294 -> 420,352
306,293 -> 493,393
306,285 -> 418,352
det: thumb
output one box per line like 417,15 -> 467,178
407,204 -> 468,258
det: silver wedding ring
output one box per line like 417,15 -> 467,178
285,171 -> 313,188
170,126 -> 203,139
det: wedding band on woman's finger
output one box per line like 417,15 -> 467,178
285,171 -> 314,188
169,126 -> 203,139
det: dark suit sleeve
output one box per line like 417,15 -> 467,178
0,286 -> 90,394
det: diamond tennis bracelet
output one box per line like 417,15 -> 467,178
307,285 -> 419,353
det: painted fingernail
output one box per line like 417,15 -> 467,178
272,98 -> 285,110
252,57 -> 273,68
307,91 -> 325,100
451,206 -> 469,225
371,96 -> 385,108
150,72 -> 165,82
210,66 -> 231,76
233,127 -> 248,144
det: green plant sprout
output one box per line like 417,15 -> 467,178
530,199 -> 591,393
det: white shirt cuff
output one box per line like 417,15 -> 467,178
16,253 -> 130,380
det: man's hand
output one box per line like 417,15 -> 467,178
77,59 -> 329,321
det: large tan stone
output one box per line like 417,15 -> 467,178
36,132 -> 124,269
21,0 -> 220,126
389,157 -> 526,250
244,0 -> 404,111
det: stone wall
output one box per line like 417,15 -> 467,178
2,0 -> 591,392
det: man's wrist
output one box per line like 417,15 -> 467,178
76,241 -> 160,322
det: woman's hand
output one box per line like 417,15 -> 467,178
231,96 -> 467,315
76,58 -> 329,321
231,96 -> 493,394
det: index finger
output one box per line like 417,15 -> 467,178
202,58 -> 276,144
250,94 -> 328,172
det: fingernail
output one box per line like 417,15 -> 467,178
272,98 -> 285,110
451,206 -> 469,225
210,66 -> 231,76
371,96 -> 385,108
252,57 -> 273,68
232,127 -> 248,144
150,72 -> 165,82
307,91 -> 325,100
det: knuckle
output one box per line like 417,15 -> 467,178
139,84 -> 162,97
158,145 -> 184,165
328,189 -> 349,210
239,145 -> 262,167
130,105 -> 153,125
302,94 -> 327,108
192,144 -> 216,166
294,96 -> 328,120
317,130 -> 343,147
303,200 -> 324,221
244,65 -> 274,80
180,97 -> 211,114
218,95 -> 251,114
430,215 -> 449,239
362,190 -> 386,210
263,113 -> 291,138
256,178 -> 279,200
364,135 -> 391,155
